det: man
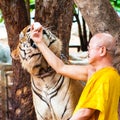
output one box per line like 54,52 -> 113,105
30,23 -> 120,120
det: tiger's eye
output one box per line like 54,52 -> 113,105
27,28 -> 30,32
43,29 -> 47,35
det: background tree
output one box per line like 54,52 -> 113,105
74,0 -> 120,35
35,0 -> 74,57
0,0 -> 36,120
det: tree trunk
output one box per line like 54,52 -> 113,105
74,0 -> 120,72
74,0 -> 120,35
0,0 -> 36,120
35,0 -> 74,58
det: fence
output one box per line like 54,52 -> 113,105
0,63 -> 13,120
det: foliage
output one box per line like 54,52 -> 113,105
29,0 -> 35,10
110,0 -> 120,12
0,10 -> 4,23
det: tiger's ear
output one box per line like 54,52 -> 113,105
11,49 -> 20,60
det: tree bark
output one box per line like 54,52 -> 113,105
74,0 -> 120,35
0,0 -> 36,120
35,0 -> 74,58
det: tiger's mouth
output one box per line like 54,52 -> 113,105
29,29 -> 47,49
30,38 -> 37,49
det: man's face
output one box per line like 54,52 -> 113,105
88,38 -> 101,65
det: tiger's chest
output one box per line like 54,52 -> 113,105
31,74 -> 73,120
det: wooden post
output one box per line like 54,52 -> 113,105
0,63 -> 12,120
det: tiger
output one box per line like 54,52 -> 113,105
12,23 -> 84,120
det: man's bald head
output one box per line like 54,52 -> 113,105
90,33 -> 116,56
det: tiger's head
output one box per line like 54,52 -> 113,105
12,24 -> 62,75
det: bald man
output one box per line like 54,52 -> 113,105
31,23 -> 120,120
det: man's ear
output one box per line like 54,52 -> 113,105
11,49 -> 20,60
100,46 -> 107,56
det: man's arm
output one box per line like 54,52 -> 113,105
37,41 -> 89,81
70,108 -> 96,120
30,23 -> 91,81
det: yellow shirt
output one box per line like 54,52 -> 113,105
74,67 -> 120,120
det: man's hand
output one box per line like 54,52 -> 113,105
30,22 -> 43,44
70,108 -> 97,120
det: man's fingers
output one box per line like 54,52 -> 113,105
33,22 -> 41,29
31,22 -> 42,31
30,24 -> 34,31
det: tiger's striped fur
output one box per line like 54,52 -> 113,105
12,24 -> 84,120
